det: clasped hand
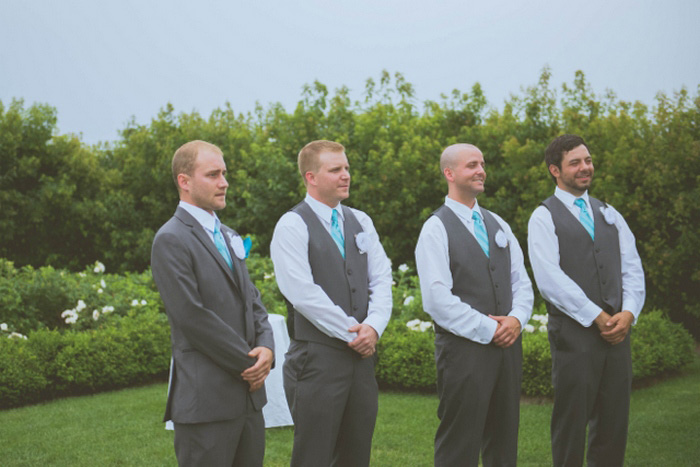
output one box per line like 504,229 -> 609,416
348,323 -> 378,358
241,346 -> 274,392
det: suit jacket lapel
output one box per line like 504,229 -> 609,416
174,208 -> 243,296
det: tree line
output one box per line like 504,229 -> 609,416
1,69 -> 698,335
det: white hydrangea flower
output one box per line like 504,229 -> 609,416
406,319 -> 421,331
93,261 -> 106,274
403,296 -> 415,306
539,325 -> 547,333
100,279 -> 106,288
419,321 -> 433,332
97,289 -> 103,294
0,323 -> 7,331
101,306 -> 115,314
131,299 -> 139,306
140,299 -> 147,305
76,300 -> 87,311
9,332 -> 27,339
93,310 -> 100,320
264,272 -> 275,280
398,264 -> 409,273
524,324 -> 535,333
532,314 -> 547,324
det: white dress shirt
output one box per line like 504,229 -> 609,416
270,194 -> 393,342
415,197 -> 534,344
178,200 -> 220,243
527,187 -> 646,327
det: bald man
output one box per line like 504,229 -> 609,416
415,143 -> 533,466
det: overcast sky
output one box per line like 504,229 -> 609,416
2,0 -> 698,145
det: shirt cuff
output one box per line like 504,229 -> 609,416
477,315 -> 499,344
621,300 -> 641,325
508,309 -> 530,331
363,312 -> 390,338
578,302 -> 605,327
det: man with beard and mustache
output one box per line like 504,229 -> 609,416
528,134 -> 645,467
415,143 -> 533,466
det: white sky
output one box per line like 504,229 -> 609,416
2,0 -> 698,144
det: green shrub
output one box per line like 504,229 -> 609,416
0,337 -> 48,407
631,309 -> 695,379
0,309 -> 170,409
376,319 -> 435,391
375,309 -> 695,397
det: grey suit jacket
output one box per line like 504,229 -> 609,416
151,207 -> 274,424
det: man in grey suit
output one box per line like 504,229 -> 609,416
528,134 -> 645,466
415,143 -> 533,466
270,140 -> 393,466
151,140 -> 274,466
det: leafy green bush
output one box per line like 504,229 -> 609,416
376,319 -> 435,391
631,310 -> 696,379
375,309 -> 695,396
0,309 -> 170,409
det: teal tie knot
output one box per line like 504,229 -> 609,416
472,211 -> 490,257
331,209 -> 345,259
213,221 -> 233,270
574,198 -> 595,241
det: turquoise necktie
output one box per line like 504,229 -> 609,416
472,211 -> 490,257
575,198 -> 595,240
213,221 -> 233,270
331,209 -> 345,259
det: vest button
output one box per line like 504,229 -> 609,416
602,280 -> 607,285
599,265 -> 604,269
353,305 -> 358,311
495,284 -> 499,288
347,269 -> 353,275
352,288 -> 357,293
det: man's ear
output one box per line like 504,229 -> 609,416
177,173 -> 190,193
443,167 -> 454,183
304,171 -> 315,186
548,164 -> 560,180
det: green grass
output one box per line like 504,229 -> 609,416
2,357 -> 699,466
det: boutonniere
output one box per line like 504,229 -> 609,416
495,229 -> 508,248
599,206 -> 616,225
226,232 -> 249,260
354,232 -> 370,254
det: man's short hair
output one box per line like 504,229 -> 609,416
439,143 -> 481,175
298,140 -> 345,182
544,134 -> 589,183
172,140 -> 223,190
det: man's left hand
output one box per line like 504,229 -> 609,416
489,315 -> 521,348
348,324 -> 378,358
241,346 -> 274,392
600,311 -> 634,345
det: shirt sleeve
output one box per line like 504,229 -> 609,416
609,205 -> 646,322
351,208 -> 393,338
491,213 -> 534,329
415,216 -> 498,344
270,211 -> 361,342
527,205 -> 605,327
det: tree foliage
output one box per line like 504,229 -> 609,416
1,70 -> 698,334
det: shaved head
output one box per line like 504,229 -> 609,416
440,143 -> 481,175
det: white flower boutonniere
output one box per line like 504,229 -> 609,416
354,232 -> 370,254
599,206 -> 616,225
495,229 -> 508,248
226,232 -> 247,260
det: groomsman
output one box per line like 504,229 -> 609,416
270,140 -> 393,466
416,143 -> 533,466
151,140 -> 274,466
528,134 -> 645,466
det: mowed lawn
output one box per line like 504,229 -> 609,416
1,356 -> 698,466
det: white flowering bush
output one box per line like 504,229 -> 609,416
0,259 -> 161,333
392,264 -> 429,322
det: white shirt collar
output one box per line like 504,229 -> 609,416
304,193 -> 344,224
554,186 -> 590,209
179,200 -> 219,233
445,196 -> 482,222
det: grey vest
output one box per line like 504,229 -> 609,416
285,201 -> 369,349
433,205 -> 513,335
541,196 -> 622,316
